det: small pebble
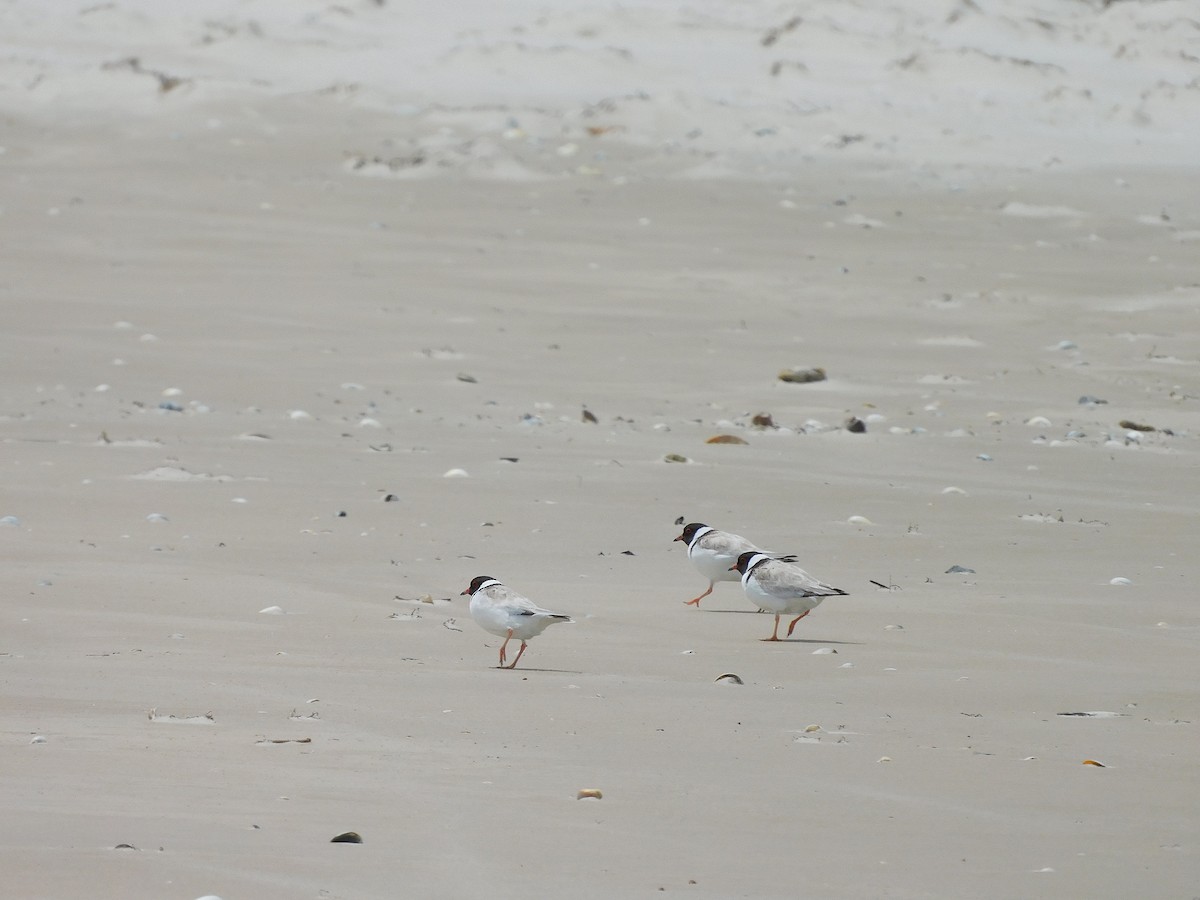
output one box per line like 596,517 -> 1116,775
30,735 -> 46,744
941,486 -> 967,495
804,724 -> 821,733
443,468 -> 469,478
1055,340 -> 1078,350
1109,577 -> 1132,586
945,565 -> 975,574
330,831 -> 363,843
844,416 -> 866,433
976,453 -> 993,461
146,513 -> 169,523
1025,416 -> 1052,427
288,410 -> 312,420
847,515 -> 872,525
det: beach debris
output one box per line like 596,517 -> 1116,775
148,708 -> 214,724
883,624 -> 904,630
1,516 -> 21,527
146,513 -> 169,523
443,468 -> 469,478
945,565 -> 976,574
976,453 -> 993,461
941,486 -> 967,495
847,515 -> 872,525
383,494 -> 400,502
259,605 -> 286,615
442,618 -> 463,632
115,843 -> 138,851
714,673 -> 744,685
1057,711 -> 1127,718
30,735 -> 46,744
330,832 -> 363,843
1109,577 -> 1133,586
1025,416 -> 1052,427
778,366 -> 826,384
1118,419 -> 1155,432
804,724 -> 821,733
1082,759 -> 1107,767
664,453 -> 691,464
456,373 -> 477,383
674,516 -> 685,526
582,408 -> 598,423
751,413 -> 776,428
256,737 -> 312,745
812,647 -> 836,655
1079,395 -> 1108,405
844,416 -> 866,433
706,434 -> 748,445
1054,340 -> 1078,350
288,409 -> 312,420
576,789 -> 603,800
877,756 -> 892,763
762,15 -> 801,46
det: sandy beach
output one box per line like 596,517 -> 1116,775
2,2 -> 1199,898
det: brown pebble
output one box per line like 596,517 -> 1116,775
751,413 -> 776,428
331,831 -> 363,843
706,434 -> 748,444
844,416 -> 866,433
582,409 -> 598,423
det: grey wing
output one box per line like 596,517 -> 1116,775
758,560 -> 847,597
700,529 -> 760,557
486,584 -> 541,614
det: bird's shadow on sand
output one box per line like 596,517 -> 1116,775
697,609 -> 861,645
493,667 -> 584,674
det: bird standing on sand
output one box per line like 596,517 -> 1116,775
730,551 -> 847,641
460,576 -> 573,669
674,522 -> 796,607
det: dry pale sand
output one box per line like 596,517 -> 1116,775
3,3 -> 1200,899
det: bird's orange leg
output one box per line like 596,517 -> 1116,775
761,614 -> 782,641
684,582 -> 715,607
497,628 -> 514,667
785,610 -> 811,637
504,641 -> 529,669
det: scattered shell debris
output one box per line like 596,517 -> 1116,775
847,515 -> 872,525
148,709 -> 214,724
1082,759 -> 1107,767
706,434 -> 748,445
443,468 -> 470,478
778,366 -> 826,384
1057,711 -> 1127,718
576,789 -> 603,800
714,673 -> 744,685
1109,577 -> 1132,586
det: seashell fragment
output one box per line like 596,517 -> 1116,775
812,647 -> 836,655
330,831 -> 363,843
804,724 -> 821,733
844,416 -> 866,433
259,606 -> 285,615
663,453 -> 690,464
706,434 -> 748,445
946,565 -> 975,574
847,515 -> 872,525
576,789 -> 603,800
877,756 -> 892,763
1081,759 -> 1106,767
714,673 -> 744,685
778,366 -> 826,384
443,468 -> 469,478
1109,577 -> 1132,586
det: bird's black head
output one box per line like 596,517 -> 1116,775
462,575 -> 498,596
674,522 -> 708,544
729,551 -> 767,574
